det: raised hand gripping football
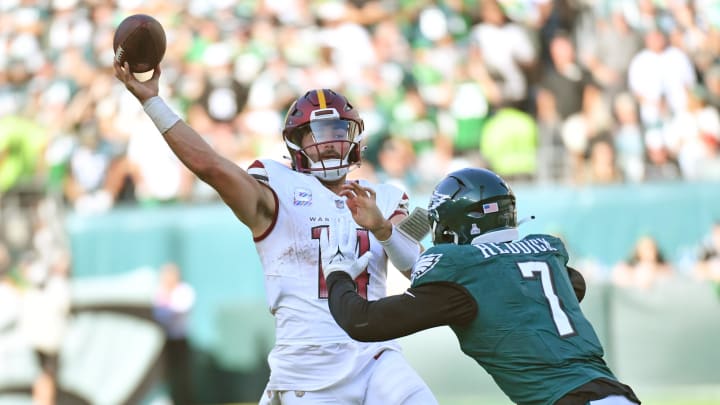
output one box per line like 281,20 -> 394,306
113,61 -> 161,103
320,219 -> 373,281
113,14 -> 166,74
112,14 -> 165,103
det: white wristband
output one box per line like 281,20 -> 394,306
378,225 -> 420,271
142,96 -> 181,134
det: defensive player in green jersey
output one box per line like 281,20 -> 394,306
323,168 -> 641,405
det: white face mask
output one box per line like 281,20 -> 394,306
309,158 -> 350,181
284,116 -> 364,181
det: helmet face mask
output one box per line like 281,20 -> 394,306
283,89 -> 364,181
428,168 -> 518,245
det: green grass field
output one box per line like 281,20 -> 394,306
433,385 -> 720,405
231,385 -> 720,405
432,396 -> 720,405
233,397 -> 720,405
234,399 -> 718,405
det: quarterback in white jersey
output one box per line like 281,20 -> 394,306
249,158 -> 408,388
112,62 -> 437,405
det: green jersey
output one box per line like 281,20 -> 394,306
411,234 -> 616,405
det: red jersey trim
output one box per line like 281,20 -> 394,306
389,209 -> 408,220
253,182 -> 279,242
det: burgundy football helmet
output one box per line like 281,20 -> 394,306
282,89 -> 364,181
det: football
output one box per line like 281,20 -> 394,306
113,14 -> 166,73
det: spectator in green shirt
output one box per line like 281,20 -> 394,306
480,108 -> 537,181
0,116 -> 46,192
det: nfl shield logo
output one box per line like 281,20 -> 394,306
335,199 -> 345,209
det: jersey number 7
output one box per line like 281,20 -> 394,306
517,261 -> 576,336
313,226 -> 371,299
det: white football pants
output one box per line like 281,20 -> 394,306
258,349 -> 437,405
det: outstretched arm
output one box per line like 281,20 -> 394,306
325,272 -> 477,342
113,62 -> 274,236
320,222 -> 474,342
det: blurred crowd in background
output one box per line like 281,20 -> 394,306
1,0 -> 720,276
1,0 -> 720,282
2,0 -> 720,205
1,1 -> 720,403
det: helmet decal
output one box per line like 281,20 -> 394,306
428,192 -> 451,212
316,89 -> 327,108
482,202 -> 499,214
428,168 -> 518,245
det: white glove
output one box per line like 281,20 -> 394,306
320,219 -> 374,281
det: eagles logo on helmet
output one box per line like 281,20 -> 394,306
282,89 -> 365,182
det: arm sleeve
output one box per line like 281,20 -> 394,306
326,272 -> 477,342
378,226 -> 421,272
567,266 -> 586,303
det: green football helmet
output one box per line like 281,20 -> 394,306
428,168 -> 517,245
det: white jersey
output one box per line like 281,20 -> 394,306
247,159 -> 407,391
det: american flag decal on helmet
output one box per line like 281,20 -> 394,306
483,202 -> 499,214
